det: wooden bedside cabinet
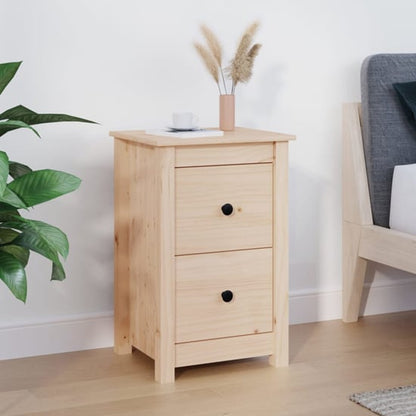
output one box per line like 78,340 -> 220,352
110,127 -> 295,383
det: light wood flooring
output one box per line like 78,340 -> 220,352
1,311 -> 416,416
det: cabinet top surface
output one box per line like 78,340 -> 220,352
109,127 -> 295,147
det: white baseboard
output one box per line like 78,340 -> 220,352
289,279 -> 416,324
1,280 -> 416,360
0,311 -> 114,360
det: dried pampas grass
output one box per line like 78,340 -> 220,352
200,24 -> 222,66
194,42 -> 220,93
248,43 -> 262,61
233,22 -> 259,65
193,21 -> 262,95
245,43 -> 262,79
200,24 -> 227,92
228,22 -> 261,93
230,43 -> 262,88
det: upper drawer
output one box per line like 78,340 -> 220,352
175,143 -> 273,167
176,164 -> 273,255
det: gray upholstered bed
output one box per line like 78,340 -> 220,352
361,54 -> 416,227
343,54 -> 416,322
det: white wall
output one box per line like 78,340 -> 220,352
1,0 -> 416,359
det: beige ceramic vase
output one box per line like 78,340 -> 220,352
219,94 -> 235,131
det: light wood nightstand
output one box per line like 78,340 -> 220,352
110,127 -> 295,383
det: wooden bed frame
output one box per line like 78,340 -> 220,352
342,103 -> 416,322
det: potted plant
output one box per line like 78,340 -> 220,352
0,61 -> 95,302
194,22 -> 262,131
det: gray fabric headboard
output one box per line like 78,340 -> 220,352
361,54 -> 416,227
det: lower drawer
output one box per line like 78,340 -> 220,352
176,248 -> 272,343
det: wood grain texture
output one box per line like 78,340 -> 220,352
176,249 -> 272,343
128,144 -> 158,359
154,147 -> 176,383
343,222 -> 368,323
175,164 -> 273,255
118,144 -> 176,382
112,128 -> 294,382
342,103 -> 372,226
175,143 -> 273,167
2,312 -> 416,416
176,333 -> 273,367
342,102 -> 372,323
110,127 -> 295,147
113,139 -> 132,355
359,225 -> 416,275
269,142 -> 289,366
342,102 -> 416,323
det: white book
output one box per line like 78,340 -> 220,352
145,129 -> 224,139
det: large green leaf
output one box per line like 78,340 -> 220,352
0,105 -> 36,120
0,120 -> 41,138
0,151 -> 9,195
2,217 -> 69,259
0,187 -> 27,209
0,206 -> 21,219
8,169 -> 81,207
0,105 -> 96,125
8,161 -> 32,179
0,245 -> 29,267
52,262 -> 65,281
0,228 -> 19,244
0,62 -> 22,95
1,218 -> 68,282
0,106 -> 96,137
0,251 -> 27,302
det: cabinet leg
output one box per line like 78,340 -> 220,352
155,358 -> 175,383
114,302 -> 132,355
269,324 -> 289,367
114,342 -> 132,355
113,269 -> 132,355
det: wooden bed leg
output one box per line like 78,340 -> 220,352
342,221 -> 368,323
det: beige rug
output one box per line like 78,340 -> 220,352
350,385 -> 416,416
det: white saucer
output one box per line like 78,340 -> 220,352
167,126 -> 200,132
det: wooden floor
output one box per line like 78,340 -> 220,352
1,311 -> 416,416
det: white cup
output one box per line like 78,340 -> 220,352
172,112 -> 198,129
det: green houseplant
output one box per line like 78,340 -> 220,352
0,61 -> 95,302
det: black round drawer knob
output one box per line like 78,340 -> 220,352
221,290 -> 233,303
221,203 -> 233,216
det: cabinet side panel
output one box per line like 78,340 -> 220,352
270,141 -> 289,367
154,147 -> 176,383
114,139 -> 132,354
129,144 -> 161,359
